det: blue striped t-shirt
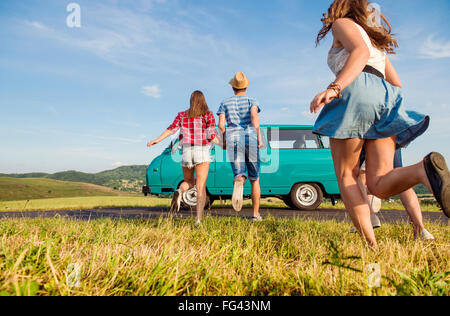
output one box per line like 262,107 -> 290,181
217,95 -> 261,136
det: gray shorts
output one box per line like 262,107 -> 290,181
181,146 -> 212,169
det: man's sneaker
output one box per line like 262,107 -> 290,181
250,215 -> 263,222
170,189 -> 182,212
370,195 -> 382,214
232,180 -> 244,212
415,228 -> 435,242
349,215 -> 382,233
423,152 -> 450,218
371,214 -> 381,229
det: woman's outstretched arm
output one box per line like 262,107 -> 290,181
147,129 -> 174,147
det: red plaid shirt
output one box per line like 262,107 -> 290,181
168,111 -> 216,146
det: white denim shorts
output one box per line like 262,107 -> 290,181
181,145 -> 212,169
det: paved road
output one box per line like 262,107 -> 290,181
0,207 -> 448,225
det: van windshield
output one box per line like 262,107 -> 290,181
166,138 -> 179,151
268,129 -> 321,149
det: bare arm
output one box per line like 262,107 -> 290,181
250,106 -> 263,148
211,136 -> 220,145
218,114 -> 226,135
385,56 -> 402,88
218,114 -> 227,149
147,129 -> 174,147
333,19 -> 370,90
311,18 -> 370,113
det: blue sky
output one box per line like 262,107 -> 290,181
0,0 -> 449,173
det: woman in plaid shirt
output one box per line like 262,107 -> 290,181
147,91 -> 218,225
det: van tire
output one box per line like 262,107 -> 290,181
290,183 -> 323,210
282,196 -> 296,209
180,189 -> 211,210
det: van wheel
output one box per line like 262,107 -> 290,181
290,183 -> 323,210
181,187 -> 211,209
282,196 -> 296,209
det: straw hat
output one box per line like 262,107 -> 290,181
229,72 -> 250,89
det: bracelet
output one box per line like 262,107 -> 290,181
327,82 -> 342,99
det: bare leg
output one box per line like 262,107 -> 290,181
169,167 -> 196,212
180,167 -> 196,193
365,138 -> 432,199
399,189 -> 425,236
194,162 -> 210,223
364,142 -> 429,237
359,171 -> 378,217
330,138 -> 378,248
250,179 -> 261,218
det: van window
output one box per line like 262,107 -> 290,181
321,136 -> 330,149
268,129 -> 320,149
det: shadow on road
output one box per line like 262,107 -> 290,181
0,207 -> 448,225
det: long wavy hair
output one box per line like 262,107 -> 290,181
316,0 -> 398,54
187,90 -> 210,118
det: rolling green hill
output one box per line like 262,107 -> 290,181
0,165 -> 147,193
0,177 -> 132,202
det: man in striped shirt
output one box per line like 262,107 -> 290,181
218,72 -> 263,221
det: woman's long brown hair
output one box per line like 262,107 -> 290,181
316,0 -> 398,54
187,90 -> 210,118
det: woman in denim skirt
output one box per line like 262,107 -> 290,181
148,91 -> 218,225
310,0 -> 450,248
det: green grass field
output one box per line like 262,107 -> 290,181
0,216 -> 448,296
0,177 -> 132,202
0,178 -> 447,296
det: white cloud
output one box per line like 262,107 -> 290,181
24,2 -> 241,75
419,35 -> 450,59
29,21 -> 49,31
142,85 -> 161,98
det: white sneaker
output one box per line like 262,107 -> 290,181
416,229 -> 435,241
170,189 -> 182,212
349,215 -> 382,233
232,180 -> 244,212
371,214 -> 381,229
250,215 -> 263,222
370,196 -> 382,214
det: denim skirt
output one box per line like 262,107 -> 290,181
313,72 -> 430,148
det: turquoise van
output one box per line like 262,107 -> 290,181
143,125 -> 340,210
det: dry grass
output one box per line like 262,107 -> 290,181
0,196 -> 169,212
0,216 -> 448,296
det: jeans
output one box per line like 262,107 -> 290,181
228,135 -> 260,181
